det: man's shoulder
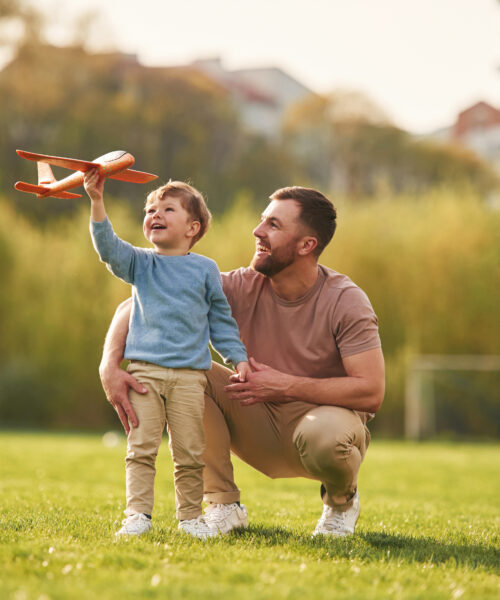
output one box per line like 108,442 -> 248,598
319,265 -> 365,295
221,267 -> 266,301
318,264 -> 376,313
222,266 -> 262,283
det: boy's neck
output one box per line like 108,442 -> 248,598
154,245 -> 191,256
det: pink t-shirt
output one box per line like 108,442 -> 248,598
222,265 -> 381,379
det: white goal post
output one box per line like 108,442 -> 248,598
405,354 -> 500,439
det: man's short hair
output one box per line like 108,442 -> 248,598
146,181 -> 212,246
270,186 -> 337,256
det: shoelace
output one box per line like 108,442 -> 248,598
183,516 -> 211,530
319,507 -> 345,531
121,514 -> 142,525
206,503 -> 234,522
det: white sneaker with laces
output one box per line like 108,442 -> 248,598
204,502 -> 248,535
115,513 -> 152,537
313,492 -> 360,537
178,515 -> 218,539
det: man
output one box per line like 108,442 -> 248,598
99,186 -> 385,537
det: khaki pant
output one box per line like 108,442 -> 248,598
125,361 -> 207,520
203,362 -> 370,510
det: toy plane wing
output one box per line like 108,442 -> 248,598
16,150 -> 98,172
108,169 -> 158,183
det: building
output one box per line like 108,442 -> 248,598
452,101 -> 500,172
427,101 -> 500,173
190,57 -> 314,139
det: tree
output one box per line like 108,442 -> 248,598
0,44 -> 248,217
283,91 -> 498,197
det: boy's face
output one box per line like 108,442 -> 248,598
143,195 -> 198,255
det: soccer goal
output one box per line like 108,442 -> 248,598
405,354 -> 500,439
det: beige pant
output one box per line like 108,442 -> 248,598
125,361 -> 207,520
203,362 -> 370,510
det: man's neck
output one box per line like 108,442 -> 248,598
269,262 -> 319,301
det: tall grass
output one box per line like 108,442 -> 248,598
0,188 -> 499,433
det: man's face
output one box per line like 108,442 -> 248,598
251,199 -> 304,277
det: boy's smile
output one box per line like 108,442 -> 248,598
143,196 -> 199,255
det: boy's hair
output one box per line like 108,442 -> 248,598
269,186 -> 337,256
146,181 -> 211,246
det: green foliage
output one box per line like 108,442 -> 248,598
322,188 -> 500,435
283,93 -> 499,197
0,43 -> 300,219
0,188 -> 499,434
0,434 -> 499,599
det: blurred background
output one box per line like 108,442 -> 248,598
0,0 -> 499,438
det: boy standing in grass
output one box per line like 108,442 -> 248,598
84,169 -> 249,539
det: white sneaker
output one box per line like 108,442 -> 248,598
178,515 -> 218,539
312,492 -> 360,537
204,502 -> 248,535
115,513 -> 152,537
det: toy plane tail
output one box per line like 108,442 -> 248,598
38,161 -> 56,185
15,181 -> 82,199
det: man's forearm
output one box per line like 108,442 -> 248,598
99,298 -> 132,373
232,350 -> 385,413
98,297 -> 142,434
287,373 -> 383,413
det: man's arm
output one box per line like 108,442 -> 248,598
99,297 -> 147,434
225,347 -> 385,414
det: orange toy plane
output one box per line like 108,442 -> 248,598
15,150 -> 158,199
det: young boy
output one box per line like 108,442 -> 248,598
84,169 -> 250,539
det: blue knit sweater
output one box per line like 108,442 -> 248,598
90,217 -> 248,370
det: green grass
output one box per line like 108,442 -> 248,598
0,433 -> 498,599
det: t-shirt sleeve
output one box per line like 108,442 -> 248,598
332,286 -> 381,358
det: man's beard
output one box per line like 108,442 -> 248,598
250,244 -> 296,277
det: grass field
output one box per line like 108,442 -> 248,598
0,433 -> 498,600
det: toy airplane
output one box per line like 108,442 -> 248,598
15,150 -> 158,199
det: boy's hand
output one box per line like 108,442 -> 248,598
84,168 -> 107,222
235,361 -> 251,382
84,168 -> 105,203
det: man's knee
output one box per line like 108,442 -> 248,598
293,406 -> 367,467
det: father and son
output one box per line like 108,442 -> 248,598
84,167 -> 385,540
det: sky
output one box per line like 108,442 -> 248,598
34,0 -> 500,134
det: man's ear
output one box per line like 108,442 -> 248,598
187,220 -> 201,239
297,236 -> 318,256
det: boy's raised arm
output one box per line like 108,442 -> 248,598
84,168 -> 107,222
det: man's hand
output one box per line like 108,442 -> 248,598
225,357 -> 294,406
99,361 -> 147,435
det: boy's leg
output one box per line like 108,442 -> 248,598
125,362 -> 167,517
165,369 -> 207,521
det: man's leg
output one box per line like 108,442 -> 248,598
203,361 -> 302,505
292,405 -> 369,510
